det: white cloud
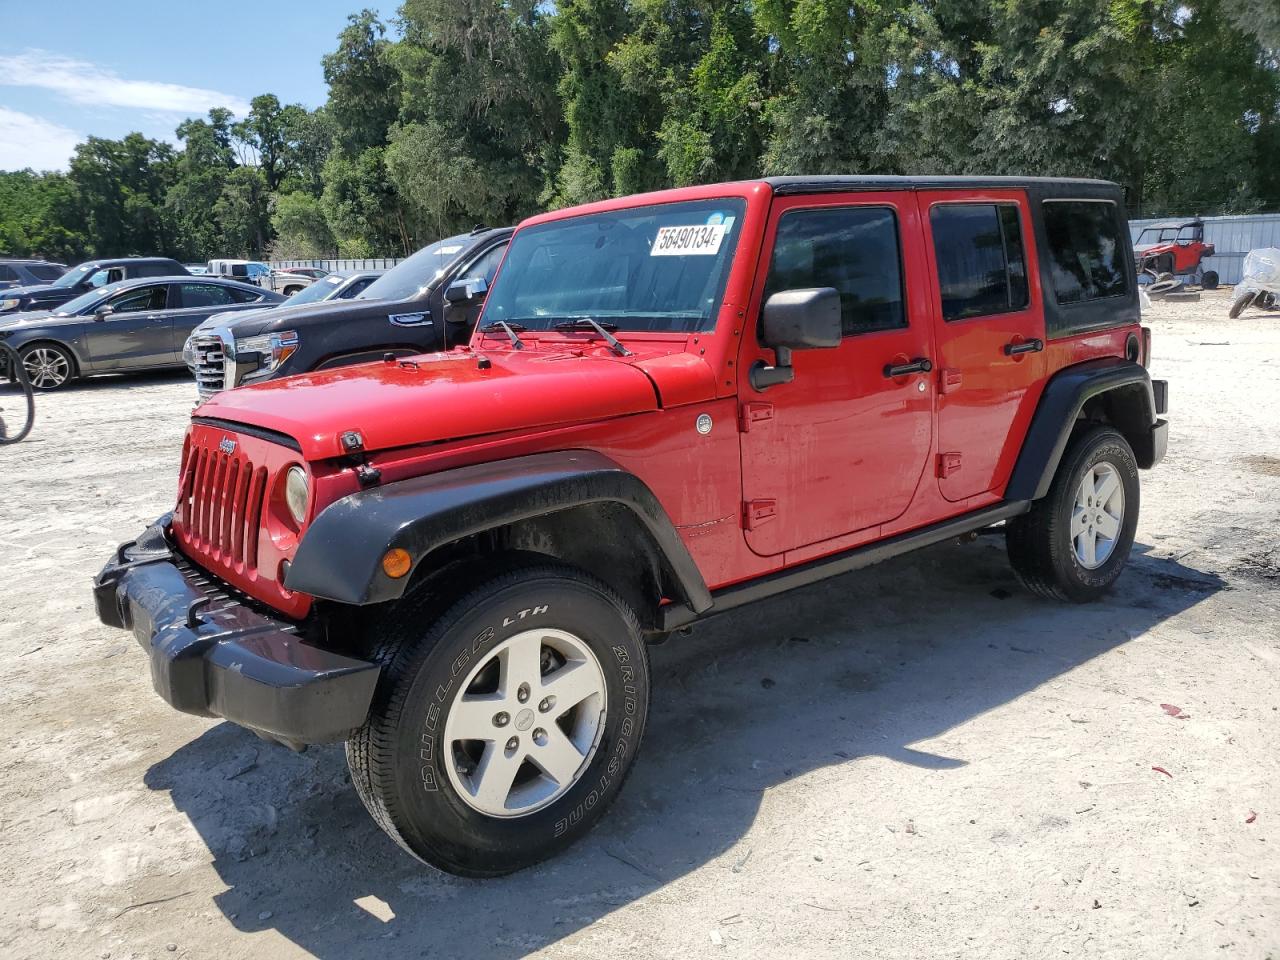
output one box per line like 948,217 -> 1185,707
0,49 -> 250,116
0,107 -> 81,171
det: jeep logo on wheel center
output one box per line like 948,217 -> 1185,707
94,174 -> 1168,877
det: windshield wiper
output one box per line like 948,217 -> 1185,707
480,320 -> 526,350
550,317 -> 632,357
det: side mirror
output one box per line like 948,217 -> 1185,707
751,287 -> 842,390
93,304 -> 115,321
444,276 -> 488,305
442,276 -> 488,325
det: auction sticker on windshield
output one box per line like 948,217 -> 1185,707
651,223 -> 728,256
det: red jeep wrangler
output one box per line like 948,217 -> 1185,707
96,176 -> 1168,876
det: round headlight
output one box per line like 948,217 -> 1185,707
284,466 -> 309,525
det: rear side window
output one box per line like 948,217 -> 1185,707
1043,201 -> 1128,304
228,287 -> 263,304
930,204 -> 1029,321
764,206 -> 906,336
179,283 -> 238,308
29,264 -> 64,281
0,266 -> 18,282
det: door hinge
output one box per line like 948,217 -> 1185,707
939,368 -> 963,394
743,499 -> 777,531
739,401 -> 774,433
937,452 -> 962,478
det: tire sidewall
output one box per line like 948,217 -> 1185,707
1051,429 -> 1140,595
387,572 -> 648,874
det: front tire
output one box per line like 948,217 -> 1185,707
1006,425 -> 1140,603
20,343 -> 75,390
346,560 -> 650,876
1229,290 -> 1256,319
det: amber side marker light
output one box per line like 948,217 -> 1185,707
382,548 -> 412,579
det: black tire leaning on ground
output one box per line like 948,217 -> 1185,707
1228,290 -> 1256,319
1201,269 -> 1219,290
1006,425 -> 1140,603
346,559 -> 651,877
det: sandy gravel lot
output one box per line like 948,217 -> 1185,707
0,289 -> 1277,960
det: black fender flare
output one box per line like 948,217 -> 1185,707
285,449 -> 713,612
1006,358 -> 1165,502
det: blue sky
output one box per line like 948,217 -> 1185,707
0,0 -> 398,172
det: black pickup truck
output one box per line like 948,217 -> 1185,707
184,228 -> 511,399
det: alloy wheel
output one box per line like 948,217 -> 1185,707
22,348 -> 70,389
442,627 -> 607,818
1071,461 -> 1125,569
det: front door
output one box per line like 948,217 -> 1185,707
83,283 -> 173,368
740,193 -> 935,557
921,191 -> 1046,502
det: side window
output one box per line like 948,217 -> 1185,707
0,265 -> 19,283
763,207 -> 906,337
930,203 -> 1029,322
178,283 -> 239,308
461,243 -> 508,286
343,277 -> 374,298
1043,201 -> 1128,304
227,287 -> 263,304
108,285 -> 168,313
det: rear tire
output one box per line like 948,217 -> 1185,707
1006,425 -> 1140,603
346,560 -> 650,876
1201,270 -> 1219,290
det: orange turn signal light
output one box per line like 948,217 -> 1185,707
381,548 -> 412,579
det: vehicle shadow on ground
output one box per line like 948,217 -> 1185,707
144,538 -> 1222,959
0,368 -> 190,397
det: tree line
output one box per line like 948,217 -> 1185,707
2,0 -> 1278,264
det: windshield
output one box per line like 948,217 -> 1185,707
54,282 -> 122,315
359,234 -> 471,301
284,274 -> 345,305
50,263 -> 97,289
1138,228 -> 1178,244
482,199 -> 746,333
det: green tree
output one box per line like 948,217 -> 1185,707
66,133 -> 177,256
271,191 -> 336,257
233,94 -> 307,192
387,0 -> 564,234
323,10 -> 401,154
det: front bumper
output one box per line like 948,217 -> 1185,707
93,517 -> 378,745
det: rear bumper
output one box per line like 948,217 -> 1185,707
93,516 -> 378,745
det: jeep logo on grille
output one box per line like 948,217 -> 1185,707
218,437 -> 237,455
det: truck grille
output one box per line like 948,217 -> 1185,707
178,437 -> 268,573
191,335 -> 227,398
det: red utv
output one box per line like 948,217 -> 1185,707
1133,219 -> 1218,289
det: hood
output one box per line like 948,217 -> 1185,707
199,296 -> 387,340
0,284 -> 73,309
0,309 -> 76,330
196,349 -> 666,460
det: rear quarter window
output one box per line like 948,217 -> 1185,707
1043,201 -> 1128,304
29,265 -> 65,281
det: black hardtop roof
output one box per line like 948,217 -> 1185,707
763,175 -> 1122,197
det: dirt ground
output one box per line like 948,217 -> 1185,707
0,288 -> 1277,960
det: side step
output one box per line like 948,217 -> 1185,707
660,500 -> 1029,632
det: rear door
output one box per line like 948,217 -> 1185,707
921,190 -> 1045,502
739,192 -> 935,556
83,283 -> 173,368
169,282 -> 263,356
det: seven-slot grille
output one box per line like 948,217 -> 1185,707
178,434 -> 269,573
191,335 -> 228,398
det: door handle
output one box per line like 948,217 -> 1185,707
883,358 -> 933,378
1004,338 -> 1044,356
